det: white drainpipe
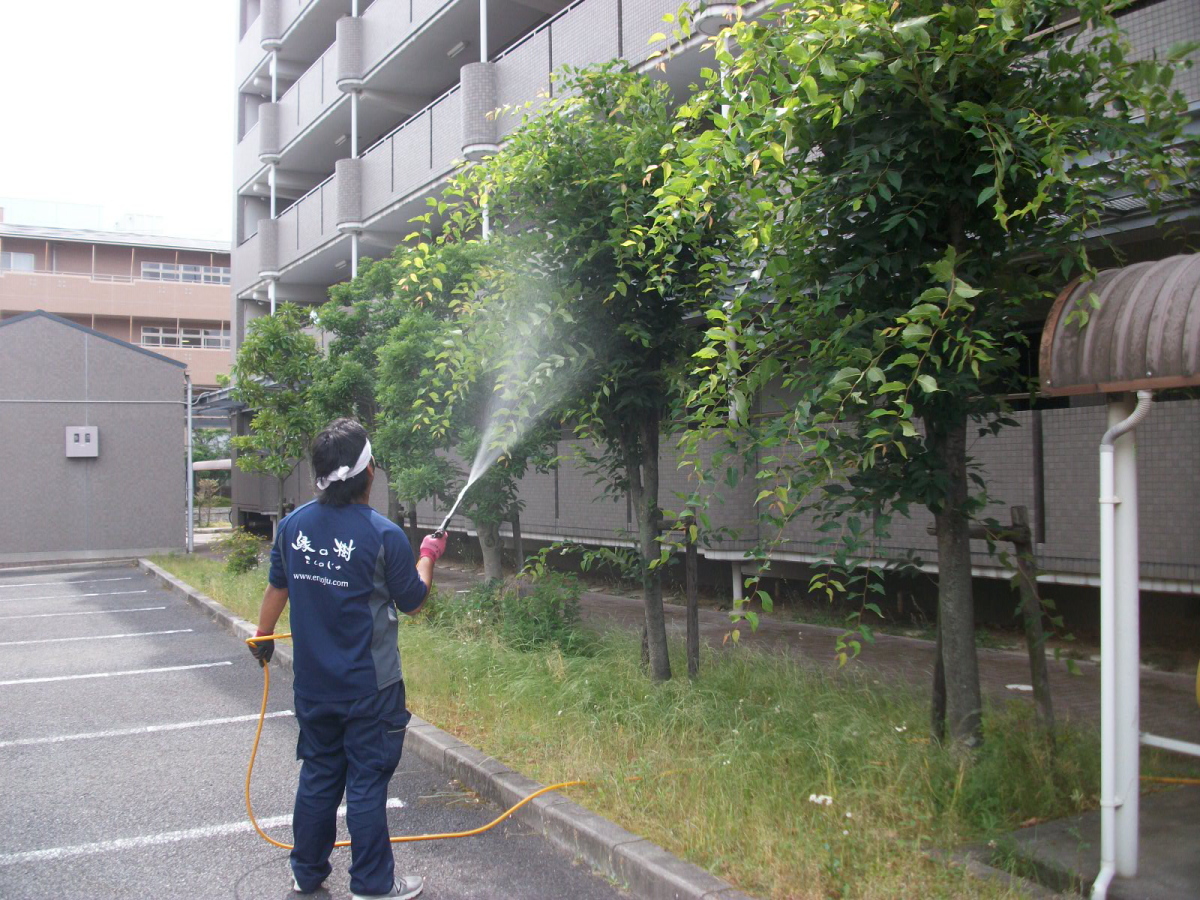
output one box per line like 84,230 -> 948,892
186,374 -> 194,554
1093,390 -> 1153,900
480,0 -> 488,62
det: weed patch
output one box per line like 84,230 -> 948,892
156,556 -> 1103,899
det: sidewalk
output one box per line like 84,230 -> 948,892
433,562 -> 1200,745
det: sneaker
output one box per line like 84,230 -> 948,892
351,875 -> 424,900
293,875 -> 325,894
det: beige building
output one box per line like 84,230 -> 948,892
0,219 -> 232,391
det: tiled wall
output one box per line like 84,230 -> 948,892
416,400 -> 1200,584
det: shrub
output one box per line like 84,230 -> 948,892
220,528 -> 267,574
423,572 -> 585,653
497,573 -> 583,652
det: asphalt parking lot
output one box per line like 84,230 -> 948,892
0,564 -> 628,900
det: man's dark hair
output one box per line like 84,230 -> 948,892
312,417 -> 371,506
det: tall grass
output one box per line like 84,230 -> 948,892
398,626 -> 1097,899
151,554 -> 288,633
155,557 -> 1103,899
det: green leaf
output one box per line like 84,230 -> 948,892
800,74 -> 819,102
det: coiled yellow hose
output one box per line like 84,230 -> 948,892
245,633 -> 585,850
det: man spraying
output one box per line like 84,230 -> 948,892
249,417 -> 446,900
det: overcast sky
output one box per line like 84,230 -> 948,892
0,1 -> 237,242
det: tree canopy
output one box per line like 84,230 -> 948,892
427,63 -> 729,679
230,303 -> 324,531
651,0 -> 1196,741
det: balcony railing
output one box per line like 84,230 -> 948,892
233,0 -> 695,293
234,0 -> 460,185
275,170 -> 340,265
276,43 -> 341,150
0,267 -> 230,286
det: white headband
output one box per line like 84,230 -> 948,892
316,439 -> 372,491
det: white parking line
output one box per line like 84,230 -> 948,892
0,661 -> 232,687
0,710 -> 295,749
0,798 -> 406,866
0,577 -> 135,589
0,589 -> 149,603
0,629 -> 194,647
0,606 -> 166,621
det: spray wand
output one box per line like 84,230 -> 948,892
434,476 -> 477,535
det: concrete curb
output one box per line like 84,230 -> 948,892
137,559 -> 754,900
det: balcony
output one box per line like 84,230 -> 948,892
232,0 -> 700,298
0,269 -> 231,323
234,0 -> 573,191
152,345 -> 232,389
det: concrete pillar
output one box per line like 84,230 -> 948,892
335,157 -> 364,234
260,0 -> 282,51
257,217 -> 280,285
460,62 -> 499,161
336,16 -> 366,92
258,102 -> 282,165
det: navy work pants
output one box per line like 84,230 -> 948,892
290,680 -> 411,896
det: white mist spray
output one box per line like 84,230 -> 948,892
434,296 -> 579,533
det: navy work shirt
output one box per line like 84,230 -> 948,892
268,501 -> 427,701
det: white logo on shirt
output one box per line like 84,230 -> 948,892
290,529 -> 354,571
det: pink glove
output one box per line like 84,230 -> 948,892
419,532 -> 447,563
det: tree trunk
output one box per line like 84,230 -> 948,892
511,506 -> 524,573
625,414 -> 671,682
406,500 -> 419,549
928,416 -> 983,748
386,481 -> 402,525
931,617 -> 947,742
475,518 -> 504,582
685,515 -> 700,679
274,474 -> 286,540
1012,506 -> 1055,739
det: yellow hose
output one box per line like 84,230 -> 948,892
1140,776 -> 1200,786
245,633 -> 586,849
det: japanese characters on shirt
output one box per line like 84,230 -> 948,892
291,529 -> 355,571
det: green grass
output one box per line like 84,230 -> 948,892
152,553 -> 288,634
155,555 -> 1109,899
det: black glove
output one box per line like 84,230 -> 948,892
249,630 -> 274,667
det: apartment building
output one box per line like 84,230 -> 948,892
0,219 -> 233,391
228,0 -> 1200,600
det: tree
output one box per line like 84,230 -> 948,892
312,249 -> 423,528
231,303 -> 324,534
436,64 -> 728,680
191,427 -> 230,516
654,0 -> 1195,741
378,236 -> 556,580
195,477 -> 221,527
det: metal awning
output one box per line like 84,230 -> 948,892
1039,253 -> 1200,396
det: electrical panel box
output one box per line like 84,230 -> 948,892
65,426 -> 99,458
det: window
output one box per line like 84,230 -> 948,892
1,251 -> 35,272
142,325 -> 230,350
141,261 -> 231,285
